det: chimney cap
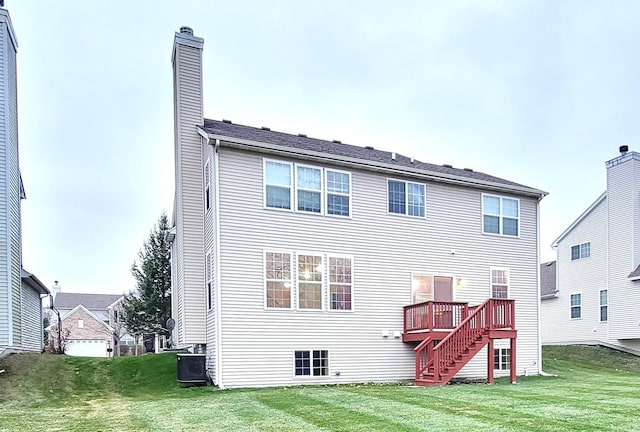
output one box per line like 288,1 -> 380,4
180,26 -> 194,35
620,145 -> 629,155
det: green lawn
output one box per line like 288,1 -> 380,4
1,346 -> 639,431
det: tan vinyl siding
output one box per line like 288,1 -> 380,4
19,283 -> 42,351
541,198 -> 607,344
0,22 -> 8,347
215,148 -> 540,388
172,37 -> 205,345
607,157 -> 640,339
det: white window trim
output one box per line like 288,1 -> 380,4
295,163 -> 324,214
77,319 -> 84,329
481,193 -> 520,237
386,178 -> 427,218
490,267 -> 510,299
570,242 -> 591,261
263,159 -> 294,212
570,292 -> 582,320
292,349 -> 330,379
263,250 -> 294,310
328,254 -> 355,312
599,289 -> 608,322
206,250 -> 212,311
204,158 -> 211,213
295,251 -> 324,311
324,168 -> 352,218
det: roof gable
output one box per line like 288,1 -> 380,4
551,192 -> 606,247
61,304 -> 114,333
200,119 -> 547,198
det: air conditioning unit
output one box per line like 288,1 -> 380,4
177,353 -> 207,384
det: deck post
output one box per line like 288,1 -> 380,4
486,339 -> 494,384
510,336 -> 517,384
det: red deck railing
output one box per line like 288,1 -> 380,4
403,301 -> 470,332
411,299 -> 515,383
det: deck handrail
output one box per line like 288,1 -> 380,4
403,301 -> 469,332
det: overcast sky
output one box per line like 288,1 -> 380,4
9,1 -> 640,294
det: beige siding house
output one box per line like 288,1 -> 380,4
170,27 -> 547,388
0,6 -> 49,359
541,147 -> 640,355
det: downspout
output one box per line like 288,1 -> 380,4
213,138 -> 224,389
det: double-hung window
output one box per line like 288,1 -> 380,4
482,194 -> 519,236
326,170 -> 350,216
491,268 -> 509,299
571,242 -> 590,260
388,180 -> 425,217
600,289 -> 608,322
265,252 -> 292,308
570,293 -> 582,319
329,256 -> 353,310
265,161 -> 293,209
296,166 -> 322,213
204,159 -> 211,211
298,254 -> 323,309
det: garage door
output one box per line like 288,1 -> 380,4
65,340 -> 108,357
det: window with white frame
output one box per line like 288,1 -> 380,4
77,319 -> 84,329
494,348 -> 510,370
388,180 -> 425,217
294,350 -> 329,376
265,160 -> 292,209
265,252 -> 292,308
570,293 -> 582,319
482,194 -> 519,236
206,251 -> 212,310
571,242 -> 590,261
326,170 -> 350,216
120,335 -> 135,346
412,274 -> 433,304
491,269 -> 509,299
329,256 -> 353,310
298,254 -> 323,309
204,159 -> 211,211
296,166 -> 322,213
600,289 -> 608,322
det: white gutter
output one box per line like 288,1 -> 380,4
197,127 -> 548,199
212,138 -> 224,389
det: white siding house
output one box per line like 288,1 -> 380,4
169,27 -> 547,388
0,7 -> 49,359
541,147 -> 640,355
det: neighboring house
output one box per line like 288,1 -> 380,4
169,27 -> 547,389
0,6 -> 49,359
52,293 -> 131,357
540,261 -> 557,300
541,147 -> 640,356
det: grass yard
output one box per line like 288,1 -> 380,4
1,345 -> 639,431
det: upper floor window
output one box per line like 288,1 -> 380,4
265,252 -> 292,308
600,289 -> 608,322
204,159 -> 211,211
264,159 -> 351,216
482,194 -> 519,236
264,161 -> 293,209
388,180 -> 425,217
570,293 -> 582,319
491,268 -> 509,298
571,242 -> 590,261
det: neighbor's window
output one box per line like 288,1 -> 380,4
491,269 -> 509,299
204,159 -> 211,211
296,165 -> 322,213
388,180 -> 425,217
570,293 -> 582,319
120,335 -> 135,346
295,350 -> 329,376
329,256 -> 353,310
77,319 -> 84,329
482,194 -> 519,236
265,252 -> 292,308
571,242 -> 590,261
326,170 -> 351,216
494,348 -> 510,370
298,255 -> 323,309
412,274 -> 433,304
264,160 -> 292,209
600,289 -> 608,322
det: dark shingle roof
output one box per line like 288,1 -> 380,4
54,293 -> 122,310
201,119 -> 545,196
628,264 -> 640,279
540,261 -> 557,298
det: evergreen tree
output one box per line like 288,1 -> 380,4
122,213 -> 172,338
